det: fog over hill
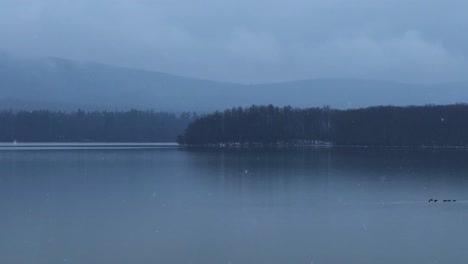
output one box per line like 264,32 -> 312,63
1,53 -> 467,112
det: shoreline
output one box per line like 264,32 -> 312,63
180,143 -> 468,150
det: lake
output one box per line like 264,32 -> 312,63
1,144 -> 468,263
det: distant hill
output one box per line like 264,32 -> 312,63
1,53 -> 468,111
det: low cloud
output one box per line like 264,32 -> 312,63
289,31 -> 468,83
1,0 -> 468,83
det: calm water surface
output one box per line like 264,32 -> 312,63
1,145 -> 468,263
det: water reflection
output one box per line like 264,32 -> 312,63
1,147 -> 468,263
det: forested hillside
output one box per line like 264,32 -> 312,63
179,104 -> 468,147
0,110 -> 194,142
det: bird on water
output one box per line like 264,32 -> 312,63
428,199 -> 457,203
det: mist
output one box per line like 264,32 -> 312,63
2,0 -> 468,83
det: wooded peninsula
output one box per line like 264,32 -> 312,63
178,104 -> 468,147
2,104 -> 468,147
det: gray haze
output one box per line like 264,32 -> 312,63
2,0 -> 468,83
2,55 -> 468,112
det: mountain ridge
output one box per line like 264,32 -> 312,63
1,53 -> 468,112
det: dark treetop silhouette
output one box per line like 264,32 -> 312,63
179,104 -> 468,147
0,110 -> 194,142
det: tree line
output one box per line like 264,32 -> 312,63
178,104 -> 468,147
0,110 -> 194,142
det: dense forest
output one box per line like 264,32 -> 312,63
179,104 -> 468,147
4,104 -> 468,146
0,110 -> 194,142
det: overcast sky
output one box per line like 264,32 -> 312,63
1,0 -> 468,83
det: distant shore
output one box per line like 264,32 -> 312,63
0,142 -> 179,150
